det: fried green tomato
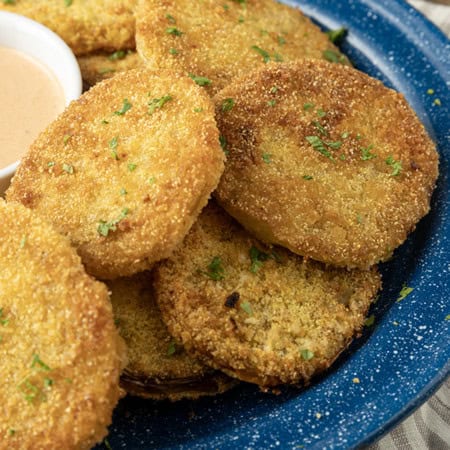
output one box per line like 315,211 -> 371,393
0,0 -> 136,56
0,200 -> 125,449
214,60 -> 439,269
77,50 -> 144,89
108,272 -> 237,401
136,0 -> 348,95
7,69 -> 224,279
154,203 -> 381,388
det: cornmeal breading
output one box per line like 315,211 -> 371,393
0,0 -> 136,56
214,60 -> 439,269
0,200 -> 125,449
7,69 -> 224,279
109,272 -> 237,401
77,50 -> 144,89
155,203 -> 381,388
136,0 -> 349,95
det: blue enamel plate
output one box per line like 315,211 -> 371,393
101,1 -> 450,448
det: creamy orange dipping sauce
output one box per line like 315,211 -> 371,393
0,47 -> 65,169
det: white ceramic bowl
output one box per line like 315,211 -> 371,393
0,11 -> 82,195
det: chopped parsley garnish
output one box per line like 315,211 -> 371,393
193,107 -> 203,113
166,27 -> 183,36
0,308 -> 9,326
98,68 -> 115,75
219,135 -> 229,155
63,134 -> 72,145
64,0 -> 72,6
202,256 -> 225,281
167,341 -> 177,356
108,50 -> 126,61
326,27 -> 347,44
249,246 -> 270,273
267,100 -> 276,107
225,292 -> 240,308
361,144 -> 376,161
273,53 -> 284,62
165,14 -> 176,24
31,354 -> 51,371
322,49 -> 346,64
278,35 -> 286,46
300,349 -> 314,360
240,301 -> 253,315
317,108 -> 326,118
104,438 -> 113,450
120,188 -> 127,196
341,131 -> 350,139
148,176 -> 156,185
364,315 -> 375,327
48,161 -> 56,167
3,0 -> 16,4
397,285 -> 414,302
188,74 -> 212,86
109,136 -> 119,159
306,136 -> 334,161
250,45 -> 270,63
18,378 -> 40,403
303,175 -> 313,180
148,95 -> 173,114
114,98 -> 132,116
169,48 -> 179,55
97,208 -> 130,237
222,98 -> 235,112
303,102 -> 314,111
19,235 -> 27,249
62,163 -> 74,174
8,429 -> 15,436
386,155 -> 402,176
262,153 -> 272,164
128,163 -> 137,172
44,378 -> 54,388
313,121 -> 327,136
270,86 -> 279,94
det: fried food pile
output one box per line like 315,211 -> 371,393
0,0 -> 439,448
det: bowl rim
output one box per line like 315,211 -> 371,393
0,10 -> 82,183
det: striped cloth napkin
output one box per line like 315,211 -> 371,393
368,1 -> 450,449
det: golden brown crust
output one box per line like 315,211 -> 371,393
136,0 -> 348,95
77,50 -> 144,89
108,272 -> 237,401
0,0 -> 136,56
154,203 -> 381,388
214,60 -> 439,268
7,68 -> 225,279
0,199 -> 125,449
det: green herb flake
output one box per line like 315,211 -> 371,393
222,98 -> 235,112
104,438 -> 113,450
109,136 -> 119,160
202,256 -> 225,281
98,68 -> 115,75
356,214 -> 363,224
238,15 -> 245,23
249,246 -> 270,273
341,131 -> 350,139
340,154 -> 346,161
148,94 -> 173,114
219,135 -> 229,155
169,47 -> 178,55
31,354 -> 51,371
167,341 -> 177,356
313,121 -> 328,136
166,27 -> 183,36
240,301 -> 253,315
62,163 -> 74,174
303,102 -> 314,111
300,349 -> 314,360
306,136 -> 334,161
3,0 -> 16,4
44,378 -> 53,388
326,27 -> 347,44
262,153 -> 272,164
317,108 -> 326,118
8,429 -> 15,436
108,50 -> 126,61
64,0 -> 72,6
188,74 -> 212,86
18,378 -> 40,403
270,86 -> 279,94
364,315 -> 375,327
193,107 -> 203,113
303,175 -> 313,180
223,4 -> 229,11
251,45 -> 270,63
0,308 -> 9,326
397,285 -> 414,302
386,155 -> 402,176
273,53 -> 284,62
63,134 -> 72,145
114,98 -> 132,116
165,14 -> 176,24
278,35 -> 286,46
47,161 -> 56,167
148,176 -> 156,185
120,188 -> 127,196
101,119 -> 109,125
127,163 -> 137,172
322,49 -> 346,64
445,314 -> 450,321
360,144 -> 376,161
97,208 -> 130,237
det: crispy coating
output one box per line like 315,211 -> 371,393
0,0 -> 136,56
154,203 -> 381,388
108,272 -> 237,401
7,69 -> 225,279
136,0 -> 348,95
77,50 -> 144,89
214,60 -> 439,269
0,200 -> 125,450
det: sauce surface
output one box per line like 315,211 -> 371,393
0,47 -> 65,169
